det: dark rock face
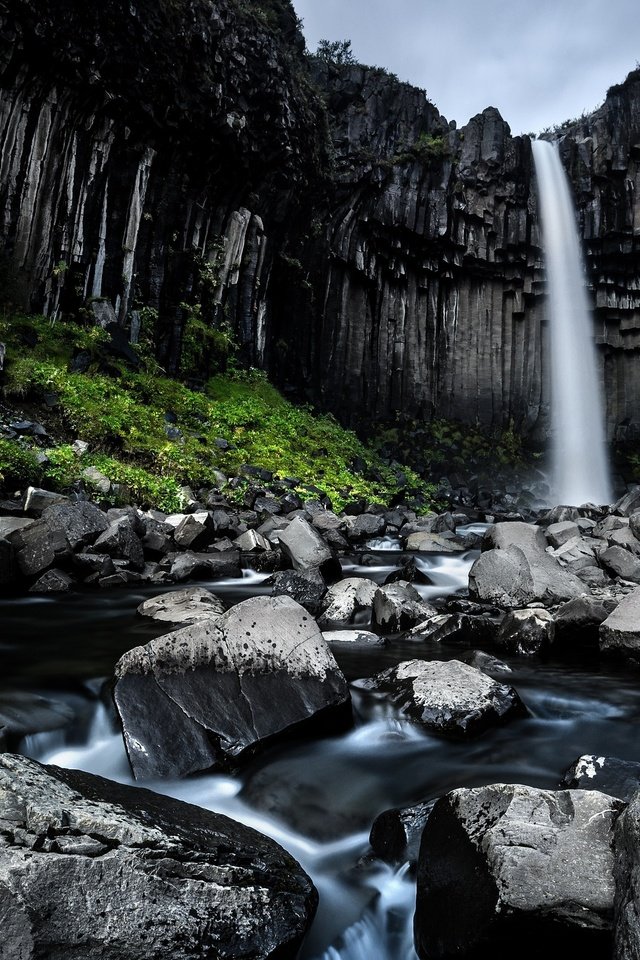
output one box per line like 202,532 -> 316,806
415,784 -> 623,960
561,755 -> 640,802
0,753 -> 317,959
614,791 -> 640,960
114,596 -> 351,779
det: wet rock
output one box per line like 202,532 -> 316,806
318,577 -> 378,629
137,587 -> 225,624
0,693 -> 74,743
355,659 -> 526,737
169,550 -> 241,582
561,755 -> 640,802
370,799 -> 436,864
373,582 -> 437,632
41,501 -> 109,550
267,569 -> 327,615
141,517 -> 174,555
94,517 -> 145,571
278,516 -> 340,579
415,784 -> 623,959
28,568 -> 75,593
461,649 -> 512,674
495,608 -> 555,656
554,596 -> 616,649
600,587 -> 640,660
172,511 -> 214,550
311,510 -> 344,533
549,534 -> 597,569
8,519 -> 70,577
408,613 -> 491,645
0,753 -> 317,959
345,514 -> 385,540
405,532 -> 464,552
72,553 -> 116,578
114,596 -> 351,779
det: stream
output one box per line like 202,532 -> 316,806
3,540 -> 640,959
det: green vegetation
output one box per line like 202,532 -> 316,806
0,314 -> 433,512
395,132 -> 450,167
314,39 -> 356,66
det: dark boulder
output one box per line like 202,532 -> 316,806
613,790 -> 640,959
114,596 -> 351,779
93,517 -> 145,571
267,569 -> 327,615
41,501 -> 109,549
373,582 -> 437,632
561,755 -> 640,802
8,519 -> 70,577
169,550 -> 241,582
369,798 -> 436,864
495,608 -> 555,656
278,516 -> 341,579
0,753 -> 317,959
28,568 -> 75,593
415,783 -> 623,960
318,577 -> 378,629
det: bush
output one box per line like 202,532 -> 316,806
0,440 -> 42,490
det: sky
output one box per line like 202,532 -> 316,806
291,0 -> 640,135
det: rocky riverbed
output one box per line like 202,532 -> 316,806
3,481 -> 640,957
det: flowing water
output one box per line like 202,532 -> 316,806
4,546 -> 640,959
532,138 -> 612,507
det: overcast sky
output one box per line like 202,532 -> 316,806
291,0 -> 639,135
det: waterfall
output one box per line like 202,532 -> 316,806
531,138 -> 612,506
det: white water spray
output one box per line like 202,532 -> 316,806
531,138 -> 612,506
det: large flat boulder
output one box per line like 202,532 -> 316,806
0,754 -> 316,959
355,659 -> 526,737
415,783 -> 623,959
114,596 -> 351,779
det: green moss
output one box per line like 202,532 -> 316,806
0,439 -> 42,488
0,316 -> 434,512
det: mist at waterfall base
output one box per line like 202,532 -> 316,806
532,138 -> 612,507
7,546 -> 640,960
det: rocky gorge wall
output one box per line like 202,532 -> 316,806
0,0 -> 639,443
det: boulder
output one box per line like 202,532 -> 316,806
81,465 -> 111,494
267,569 -> 327,615
613,791 -> 640,959
8,519 -> 70,577
169,550 -> 241,582
93,517 -> 145,571
408,613 -> 492,645
318,577 -> 378,628
554,596 -> 616,649
0,693 -> 74,744
41,501 -> 109,549
600,587 -> 640,660
137,587 -> 225,624
23,486 -> 69,514
0,518 -> 32,539
415,783 -> 623,960
405,532 -> 464,552
114,596 -> 351,779
28,568 -> 75,593
495,608 -> 555,656
561,755 -> 640,802
611,486 -> 640,517
545,520 -> 580,547
344,513 -> 385,540
72,553 -> 116,578
470,521 -> 587,607
278,516 -> 340,578
0,754 -> 317,960
172,512 -> 214,550
461,649 -> 512,674
373,582 -> 437,632
355,659 -> 526,737
599,545 -> 640,583
233,529 -> 271,552
549,534 -> 597,569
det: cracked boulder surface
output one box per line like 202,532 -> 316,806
0,753 -> 317,960
414,783 -> 624,960
114,595 -> 351,780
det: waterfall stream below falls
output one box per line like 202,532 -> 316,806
4,544 -> 640,959
532,138 -> 612,507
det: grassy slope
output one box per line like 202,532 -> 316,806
0,315 -> 432,512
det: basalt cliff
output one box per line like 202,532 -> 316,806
1,0 -> 639,441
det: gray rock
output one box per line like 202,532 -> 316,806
41,501 -> 109,550
141,517 -> 174,555
561,755 -> 640,802
415,784 -> 623,959
169,550 -> 241,582
614,791 -> 640,959
549,534 -> 597,569
408,613 -> 491,645
72,553 -> 116,578
172,511 -> 214,550
23,486 -> 69,514
311,510 -> 344,532
600,587 -> 640,659
612,486 -> 640,517
495,608 -> 555,656
345,513 -> 385,540
405,531 -> 464,552
545,520 -> 580,547
0,518 -> 32,539
356,659 -> 526,736
8,519 -> 70,577
278,516 -> 339,577
234,529 -> 271,552
608,526 -> 640,556
461,649 -> 512,674
28,568 -> 75,593
137,587 -> 225,624
114,596 -> 351,779
0,693 -> 74,741
555,596 -> 616,649
0,754 -> 317,959
600,545 -> 640,583
71,439 -> 89,456
81,465 -> 111,494
373,582 -> 437,632
268,569 -> 327,615
629,510 -> 640,542
318,577 -> 378,628
322,629 -> 385,646
94,517 -> 145,571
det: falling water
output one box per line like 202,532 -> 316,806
531,138 -> 612,506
